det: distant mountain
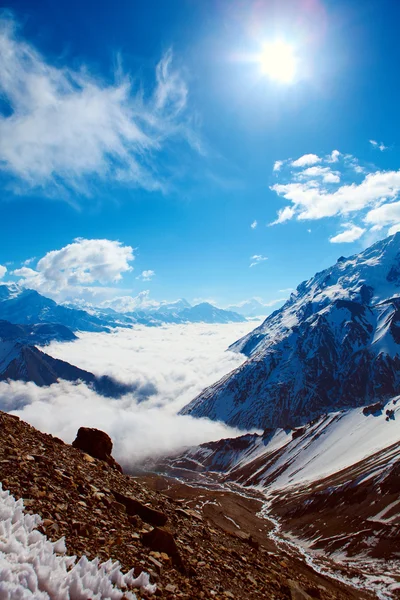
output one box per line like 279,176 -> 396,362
178,303 -> 245,324
0,339 -> 134,397
226,298 -> 275,317
181,233 -> 400,430
0,284 -> 121,332
82,299 -> 245,325
0,320 -> 77,345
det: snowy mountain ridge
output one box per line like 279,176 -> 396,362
181,233 -> 400,430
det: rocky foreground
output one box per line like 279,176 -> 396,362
0,411 -> 375,600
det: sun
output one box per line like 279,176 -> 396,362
258,40 -> 297,83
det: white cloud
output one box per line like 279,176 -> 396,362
388,223 -> 400,236
291,153 -> 321,168
13,238 -> 134,301
0,265 -> 7,279
279,288 -> 294,293
329,224 -> 365,244
0,16 -> 196,197
102,290 -> 158,312
370,139 -> 388,152
1,322 -> 258,464
249,254 -> 268,267
273,160 -> 284,172
137,269 -> 155,281
299,166 -> 340,184
250,220 -> 258,229
328,149 -> 340,163
271,169 -> 400,222
364,200 -> 400,231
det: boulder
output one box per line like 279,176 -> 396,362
142,527 -> 184,571
72,427 -> 122,472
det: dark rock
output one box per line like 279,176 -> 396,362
142,527 -> 184,571
112,490 -> 167,526
363,402 -> 384,416
72,427 -> 122,472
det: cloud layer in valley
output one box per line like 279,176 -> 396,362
0,321 -> 258,467
270,148 -> 400,243
0,15 -> 197,197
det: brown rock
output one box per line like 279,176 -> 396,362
288,580 -> 313,600
72,428 -> 122,472
112,491 -> 167,527
142,527 -> 184,571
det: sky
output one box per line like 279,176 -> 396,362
1,0 -> 400,307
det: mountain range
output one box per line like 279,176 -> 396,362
0,284 -> 245,330
181,233 -> 400,429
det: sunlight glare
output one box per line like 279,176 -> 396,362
259,40 -> 297,83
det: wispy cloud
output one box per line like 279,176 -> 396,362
250,220 -> 258,229
137,270 -> 155,281
0,265 -> 6,279
330,223 -> 365,244
0,16 -> 198,198
12,238 -> 134,302
273,160 -> 283,172
369,139 -> 388,152
249,254 -> 267,267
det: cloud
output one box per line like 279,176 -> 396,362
364,200 -> 400,230
250,220 -> 258,229
1,321 -> 258,465
0,16 -> 196,197
291,153 -> 321,168
298,166 -> 340,184
271,160 -> 400,222
328,150 -> 340,163
250,254 -> 267,267
329,224 -> 365,244
101,290 -> 159,312
370,139 -> 388,152
137,270 -> 155,281
13,238 -> 134,301
279,288 -> 294,293
273,160 -> 283,172
0,265 -> 6,279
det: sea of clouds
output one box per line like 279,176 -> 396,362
0,321 -> 259,468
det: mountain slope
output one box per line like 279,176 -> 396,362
0,340 -> 133,397
0,320 -> 77,345
181,233 -> 400,429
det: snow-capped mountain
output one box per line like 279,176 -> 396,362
0,320 -> 77,345
0,284 -> 118,332
74,299 -> 245,325
181,233 -> 400,429
226,298 -> 277,317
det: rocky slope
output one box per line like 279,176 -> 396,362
181,233 -> 400,429
0,411 -> 374,600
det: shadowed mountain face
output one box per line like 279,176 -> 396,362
0,320 -> 77,345
181,233 -> 400,430
0,340 -> 134,398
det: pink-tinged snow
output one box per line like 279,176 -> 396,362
0,484 -> 155,599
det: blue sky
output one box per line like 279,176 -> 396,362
1,0 -> 400,308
